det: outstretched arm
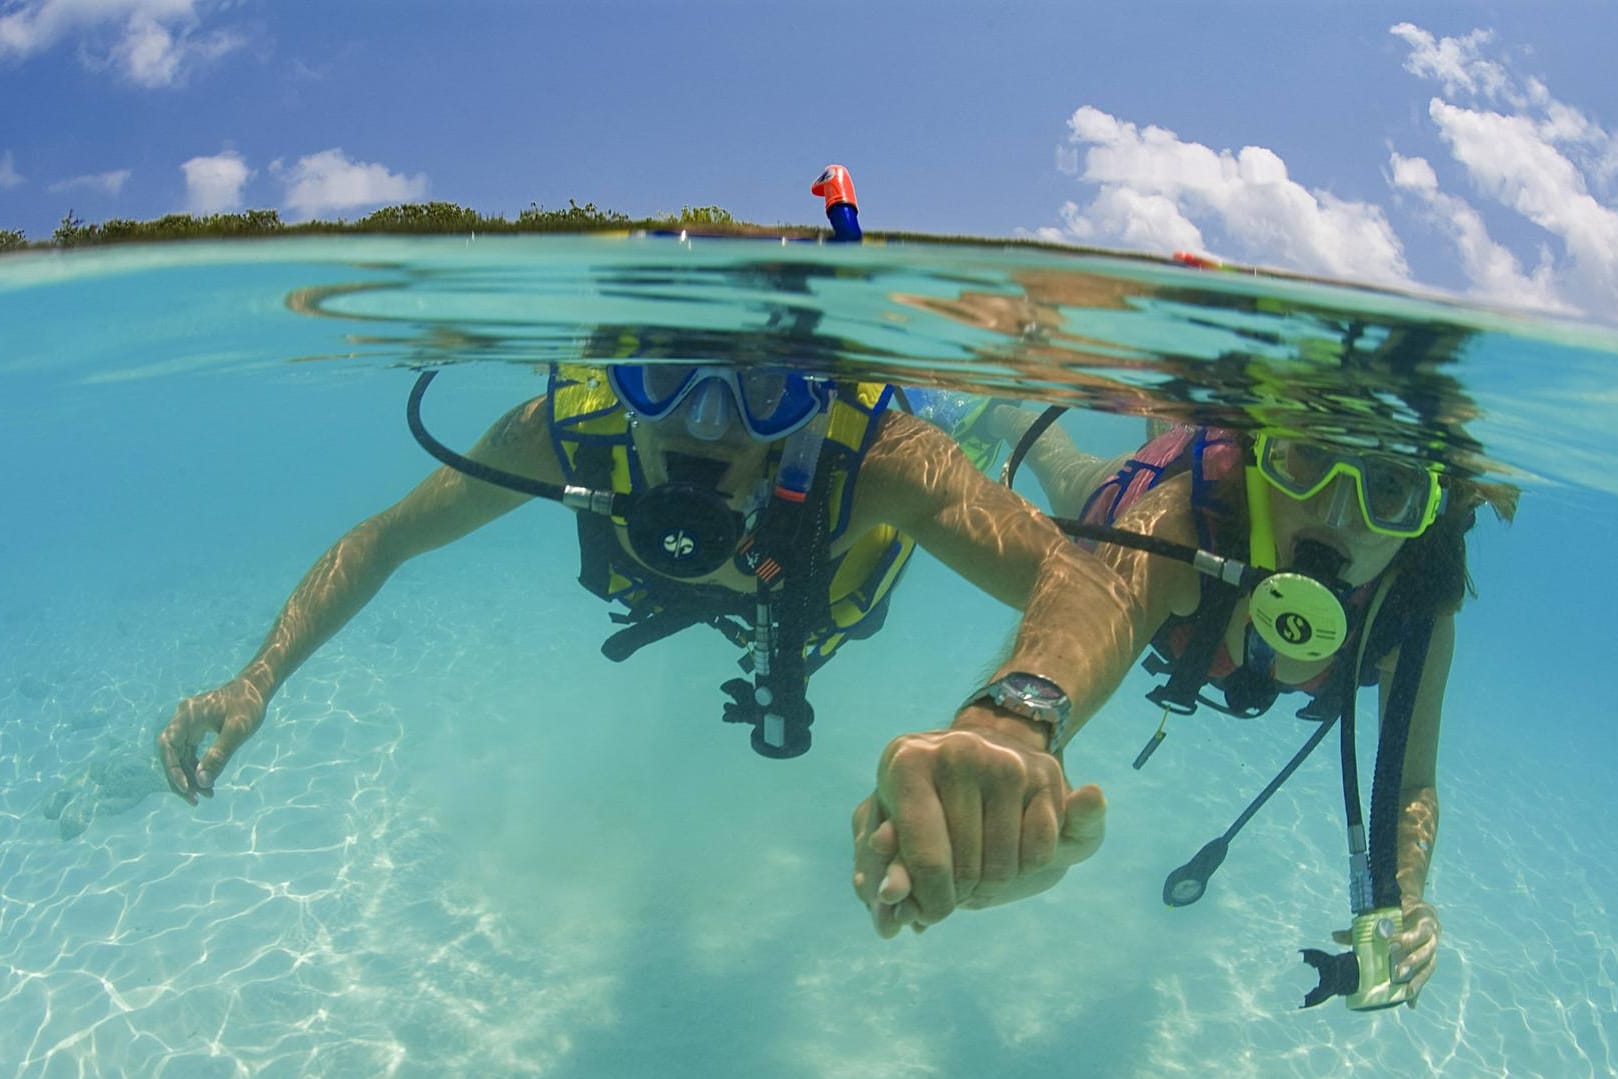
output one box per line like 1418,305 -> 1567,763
158,395 -> 558,803
1383,613 -> 1453,1005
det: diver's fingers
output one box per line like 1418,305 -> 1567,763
851,794 -> 881,842
156,708 -> 200,805
869,891 -> 907,939
1016,795 -> 1058,874
938,780 -> 984,904
867,817 -> 899,858
876,856 -> 912,906
1056,784 -> 1107,865
887,782 -> 955,924
194,706 -> 258,794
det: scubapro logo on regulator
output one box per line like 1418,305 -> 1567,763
1277,612 -> 1313,645
662,530 -> 696,559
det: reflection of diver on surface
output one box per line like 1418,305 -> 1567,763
997,403 -> 1513,1009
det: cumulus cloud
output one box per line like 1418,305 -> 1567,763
0,150 -> 23,189
271,149 -> 429,219
47,168 -> 132,196
1391,23 -> 1618,316
0,0 -> 244,87
181,150 -> 252,214
1051,105 -> 1412,285
1389,152 -> 1568,312
1045,26 -> 1617,317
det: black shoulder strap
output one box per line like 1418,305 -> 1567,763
573,441 -> 618,601
1144,582 -> 1244,715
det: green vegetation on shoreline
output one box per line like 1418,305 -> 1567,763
0,198 -> 1198,272
0,200 -> 814,251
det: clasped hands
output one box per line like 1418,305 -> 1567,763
851,714 -> 1106,937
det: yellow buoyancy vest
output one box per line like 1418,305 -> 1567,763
546,364 -> 915,667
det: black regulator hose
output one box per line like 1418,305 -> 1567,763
1367,614 -> 1436,909
407,369 -> 587,505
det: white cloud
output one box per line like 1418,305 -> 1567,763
0,0 -> 244,88
272,149 -> 429,219
1053,105 -> 1412,285
181,150 -> 252,214
1390,152 -> 1568,312
1390,24 -> 1517,105
0,150 -> 23,189
1045,28 -> 1618,319
1392,24 -> 1618,317
46,168 -> 132,196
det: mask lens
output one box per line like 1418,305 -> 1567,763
736,370 -> 824,438
642,365 -> 699,408
738,370 -> 788,419
613,364 -> 825,441
1263,437 -> 1339,495
609,364 -> 702,419
1360,458 -> 1433,531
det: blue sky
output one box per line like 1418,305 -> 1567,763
2,1 -> 1615,316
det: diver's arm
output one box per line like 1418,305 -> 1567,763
159,396 -> 557,802
1380,613 -> 1453,1001
237,396 -> 555,698
1386,613 -> 1450,901
982,403 -> 1131,519
854,410 -> 1156,742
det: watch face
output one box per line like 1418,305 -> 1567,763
1002,672 -> 1066,703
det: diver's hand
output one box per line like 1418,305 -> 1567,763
852,782 -> 1105,936
851,724 -> 1106,937
1329,898 -> 1440,1007
157,679 -> 268,804
1391,899 -> 1440,1006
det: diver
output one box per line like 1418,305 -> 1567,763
853,409 -> 1514,1009
157,359 -> 1120,915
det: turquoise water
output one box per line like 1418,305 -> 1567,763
1,236 -> 1616,1077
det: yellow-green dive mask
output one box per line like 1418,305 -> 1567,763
1255,433 -> 1444,539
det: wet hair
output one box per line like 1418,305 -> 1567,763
1385,478 -> 1517,619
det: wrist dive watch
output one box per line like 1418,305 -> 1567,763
959,671 -> 1073,753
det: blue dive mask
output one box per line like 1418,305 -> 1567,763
608,365 -> 830,442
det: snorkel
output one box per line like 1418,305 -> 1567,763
726,163 -> 868,753
726,163 -> 862,756
812,164 -> 861,243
